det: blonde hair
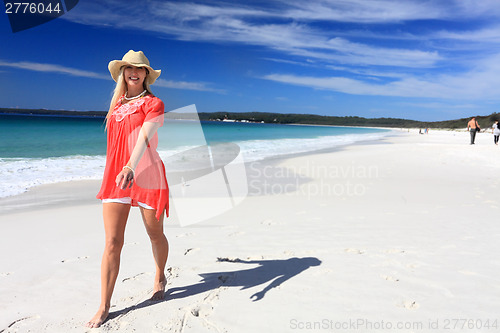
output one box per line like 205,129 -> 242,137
105,67 -> 154,126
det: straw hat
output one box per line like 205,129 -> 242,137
108,50 -> 161,85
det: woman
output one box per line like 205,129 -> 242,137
493,120 -> 500,145
86,50 -> 169,328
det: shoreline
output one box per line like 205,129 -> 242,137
0,130 -> 398,215
3,126 -> 497,215
0,179 -> 102,215
1,126 -> 496,215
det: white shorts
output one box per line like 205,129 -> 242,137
102,197 -> 154,210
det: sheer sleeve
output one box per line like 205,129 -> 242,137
144,96 -> 164,125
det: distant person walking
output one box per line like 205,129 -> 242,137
493,120 -> 500,145
467,117 -> 481,145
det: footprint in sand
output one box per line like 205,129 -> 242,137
243,255 -> 265,261
184,248 -> 200,256
310,268 -> 333,277
122,272 -> 148,283
221,225 -> 237,230
60,256 -> 90,263
381,274 -> 400,282
260,219 -> 284,226
217,257 -> 242,263
190,304 -> 213,318
176,232 -> 195,238
165,266 -> 180,283
384,249 -> 405,254
398,300 -> 420,310
228,231 -> 245,237
177,289 -> 224,332
3,315 -> 41,331
1,272 -> 14,277
344,248 -> 365,255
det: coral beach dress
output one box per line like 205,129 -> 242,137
96,94 -> 169,220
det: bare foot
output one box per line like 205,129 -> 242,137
85,307 -> 109,328
151,277 -> 167,301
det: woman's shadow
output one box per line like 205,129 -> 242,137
106,256 -> 321,322
167,256 -> 322,301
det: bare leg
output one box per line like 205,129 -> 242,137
140,207 -> 169,300
86,203 -> 130,328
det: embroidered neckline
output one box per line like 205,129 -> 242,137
113,95 -> 150,122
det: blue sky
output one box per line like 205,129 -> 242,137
2,0 -> 500,121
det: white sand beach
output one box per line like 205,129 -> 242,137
1,129 -> 500,332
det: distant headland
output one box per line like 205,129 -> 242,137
1,108 -> 498,129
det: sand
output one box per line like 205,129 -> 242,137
1,129 -> 500,332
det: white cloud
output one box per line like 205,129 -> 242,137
153,2 -> 274,21
434,26 -> 500,43
63,0 -> 442,68
453,0 -> 500,18
281,0 -> 450,23
61,0 -> 500,101
398,102 -> 479,109
155,79 -> 225,93
325,65 -> 411,80
0,60 -> 109,79
263,52 -> 500,100
0,59 -> 222,93
283,0 -> 500,23
152,0 -> 498,24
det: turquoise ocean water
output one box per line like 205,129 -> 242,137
0,114 -> 390,197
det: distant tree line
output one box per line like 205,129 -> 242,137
199,111 -> 500,129
1,108 -> 499,129
0,108 -> 106,118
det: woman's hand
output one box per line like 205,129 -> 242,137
116,166 -> 134,189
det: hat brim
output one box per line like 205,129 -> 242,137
108,60 -> 161,85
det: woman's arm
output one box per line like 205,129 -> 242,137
116,121 -> 161,189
